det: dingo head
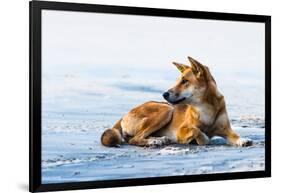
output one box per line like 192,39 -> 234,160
163,56 -> 217,105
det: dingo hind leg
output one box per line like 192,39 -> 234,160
126,102 -> 174,147
128,121 -> 172,147
128,117 -> 173,147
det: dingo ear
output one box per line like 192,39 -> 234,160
173,62 -> 189,73
188,56 -> 206,79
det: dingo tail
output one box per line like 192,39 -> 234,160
101,119 -> 122,147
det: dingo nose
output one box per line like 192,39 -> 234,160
163,92 -> 170,99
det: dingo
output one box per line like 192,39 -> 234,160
101,57 -> 252,147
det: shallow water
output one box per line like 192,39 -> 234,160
42,64 -> 265,183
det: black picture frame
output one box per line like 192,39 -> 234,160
29,1 -> 271,192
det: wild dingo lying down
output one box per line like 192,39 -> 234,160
101,57 -> 252,147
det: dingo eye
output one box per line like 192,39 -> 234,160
181,79 -> 188,84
